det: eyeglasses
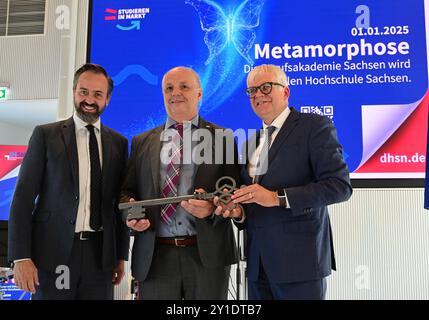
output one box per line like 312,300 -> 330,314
245,82 -> 285,97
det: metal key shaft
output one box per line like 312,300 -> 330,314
118,176 -> 238,221
118,192 -> 215,211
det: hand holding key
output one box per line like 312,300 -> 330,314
214,188 -> 244,220
181,188 -> 215,219
124,198 -> 151,231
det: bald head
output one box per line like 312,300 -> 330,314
162,67 -> 201,89
162,66 -> 202,122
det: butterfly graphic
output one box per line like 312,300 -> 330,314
185,0 -> 265,65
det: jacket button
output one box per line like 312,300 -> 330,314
70,220 -> 75,225
75,195 -> 79,200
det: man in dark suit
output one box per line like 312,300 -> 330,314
8,63 -> 129,299
217,64 -> 352,299
120,66 -> 240,300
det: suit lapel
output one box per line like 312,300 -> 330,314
267,108 -> 300,161
101,125 -> 112,199
241,165 -> 252,185
194,117 -> 215,180
150,126 -> 163,193
61,117 -> 79,194
260,108 -> 300,184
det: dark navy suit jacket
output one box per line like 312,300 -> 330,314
241,108 -> 352,283
8,117 -> 130,272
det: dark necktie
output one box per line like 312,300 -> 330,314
254,126 -> 276,183
160,123 -> 183,224
86,125 -> 102,230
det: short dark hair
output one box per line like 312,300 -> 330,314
73,63 -> 114,96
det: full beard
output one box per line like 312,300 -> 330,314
74,101 -> 104,124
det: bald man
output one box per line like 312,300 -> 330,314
120,67 -> 241,300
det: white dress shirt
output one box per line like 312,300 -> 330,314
13,115 -> 104,263
248,107 -> 290,179
73,114 -> 103,233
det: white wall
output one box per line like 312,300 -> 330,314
0,121 -> 33,145
0,0 -> 65,101
0,0 -> 88,145
327,188 -> 429,300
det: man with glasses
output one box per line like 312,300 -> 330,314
217,64 -> 352,299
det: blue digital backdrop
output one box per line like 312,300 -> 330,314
89,0 -> 429,180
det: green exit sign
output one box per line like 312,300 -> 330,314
0,87 -> 7,100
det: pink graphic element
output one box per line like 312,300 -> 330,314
0,146 -> 27,180
358,99 -> 423,169
104,8 -> 117,20
356,91 -> 429,174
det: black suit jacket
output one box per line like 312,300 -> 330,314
241,108 -> 352,283
8,117 -> 130,272
121,117 -> 240,281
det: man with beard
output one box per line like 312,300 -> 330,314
8,63 -> 130,299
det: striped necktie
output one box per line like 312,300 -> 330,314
160,123 -> 183,224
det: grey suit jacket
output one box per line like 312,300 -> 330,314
8,117 -> 130,272
121,117 -> 241,281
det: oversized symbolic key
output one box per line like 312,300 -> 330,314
119,176 -> 239,221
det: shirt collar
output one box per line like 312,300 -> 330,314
73,113 -> 101,132
164,114 -> 200,130
262,107 -> 290,130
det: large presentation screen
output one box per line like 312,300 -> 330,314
89,0 -> 429,183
